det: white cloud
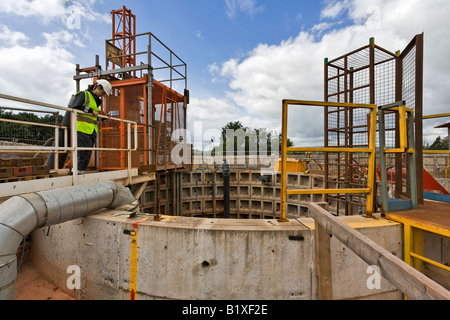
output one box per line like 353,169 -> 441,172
187,96 -> 260,133
0,25 -> 30,46
202,32 -> 327,145
66,0 -> 111,24
187,96 -> 277,149
189,97 -> 240,123
0,0 -> 111,110
43,29 -> 85,48
311,22 -> 334,34
0,0 -> 110,24
0,0 -> 68,21
225,0 -> 265,19
320,0 -> 351,19
0,29 -> 80,106
196,31 -> 205,40
201,0 -> 450,146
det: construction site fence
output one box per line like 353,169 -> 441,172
0,93 -> 139,185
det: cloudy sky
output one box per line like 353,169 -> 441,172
0,0 -> 449,149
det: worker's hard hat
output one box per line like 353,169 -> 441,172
96,79 -> 112,96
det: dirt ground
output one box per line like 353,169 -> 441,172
14,258 -> 75,300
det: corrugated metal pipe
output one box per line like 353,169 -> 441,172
0,182 -> 135,300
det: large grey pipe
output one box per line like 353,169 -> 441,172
0,182 -> 135,300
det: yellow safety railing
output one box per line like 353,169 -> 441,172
280,100 -> 377,221
422,112 -> 450,192
404,223 -> 450,272
382,104 -> 415,154
378,102 -> 418,213
386,212 -> 450,299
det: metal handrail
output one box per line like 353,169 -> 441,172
280,100 -> 377,221
0,93 -> 139,185
103,32 -> 187,89
378,102 -> 418,213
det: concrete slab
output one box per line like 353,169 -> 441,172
300,213 -> 400,230
92,210 -> 310,232
15,259 -> 74,300
29,209 -> 404,300
31,210 -> 314,300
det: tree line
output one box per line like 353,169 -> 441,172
424,136 -> 449,150
0,109 -> 62,144
211,121 -> 294,156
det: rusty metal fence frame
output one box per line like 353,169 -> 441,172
324,34 -> 424,214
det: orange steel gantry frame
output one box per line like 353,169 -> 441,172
111,6 -> 137,74
74,6 -> 189,173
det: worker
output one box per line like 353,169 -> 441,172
70,79 -> 112,174
45,79 -> 112,174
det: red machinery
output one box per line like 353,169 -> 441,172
377,165 -> 449,195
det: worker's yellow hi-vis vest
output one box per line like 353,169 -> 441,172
76,91 -> 99,135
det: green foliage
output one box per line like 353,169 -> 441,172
218,121 -> 294,156
0,109 -> 62,144
424,136 -> 449,150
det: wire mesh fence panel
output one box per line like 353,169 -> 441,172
0,107 -> 61,160
0,107 -> 60,145
324,36 -> 424,214
325,42 -> 399,215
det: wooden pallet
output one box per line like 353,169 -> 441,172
0,165 -> 50,179
0,174 -> 56,184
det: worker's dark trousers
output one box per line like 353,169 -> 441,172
46,111 -> 71,169
77,131 -> 96,171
